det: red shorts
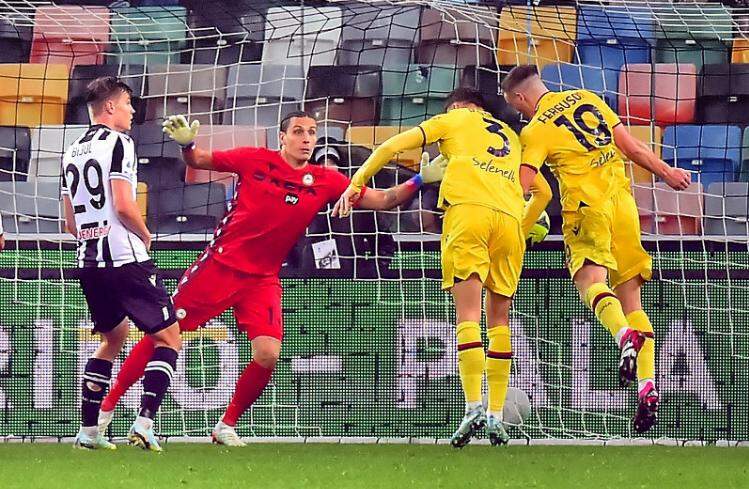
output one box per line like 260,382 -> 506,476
173,255 -> 283,340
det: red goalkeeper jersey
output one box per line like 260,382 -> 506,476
208,146 -> 351,276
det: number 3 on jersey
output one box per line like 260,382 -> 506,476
483,117 -> 511,157
65,158 -> 106,209
553,103 -> 612,151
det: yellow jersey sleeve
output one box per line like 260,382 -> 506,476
520,123 -> 548,171
418,113 -> 451,145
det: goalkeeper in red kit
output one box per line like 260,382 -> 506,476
97,112 -> 447,446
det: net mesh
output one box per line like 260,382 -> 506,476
0,0 -> 748,442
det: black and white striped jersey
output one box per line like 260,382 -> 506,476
61,124 -> 150,268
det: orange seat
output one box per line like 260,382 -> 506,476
623,126 -> 661,185
618,63 -> 697,127
0,63 -> 69,126
498,6 -> 577,69
733,39 -> 749,63
185,125 -> 266,185
346,126 -> 423,171
30,6 -> 110,69
137,181 -> 148,219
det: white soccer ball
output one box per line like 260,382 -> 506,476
502,387 -> 532,425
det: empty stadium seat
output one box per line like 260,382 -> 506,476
460,65 -> 522,131
380,64 -> 459,126
575,6 -> 653,70
186,125 -> 266,187
145,64 -> 228,125
29,125 -> 87,183
733,15 -> 749,63
132,122 -> 184,192
742,127 -> 749,182
662,125 -> 742,189
0,63 -> 69,127
698,64 -> 749,125
224,64 -> 305,127
305,65 -> 381,127
704,182 -> 749,236
498,6 -> 577,69
262,6 -> 342,72
653,3 -> 732,71
651,182 -> 704,235
137,181 -> 147,219
0,126 -> 31,182
0,17 -> 32,63
66,64 -> 147,124
148,182 -> 226,234
337,2 -> 419,68
109,6 -> 187,65
618,63 -> 697,126
0,181 -> 62,233
631,182 -> 655,234
30,6 -> 110,69
184,3 -> 264,65
540,63 -> 618,111
416,6 -> 498,68
623,125 -> 661,185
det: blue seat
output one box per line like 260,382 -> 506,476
663,125 -> 742,189
109,6 -> 187,65
541,63 -> 618,111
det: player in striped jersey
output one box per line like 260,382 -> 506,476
61,77 -> 182,451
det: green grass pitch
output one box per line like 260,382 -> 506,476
0,443 -> 748,489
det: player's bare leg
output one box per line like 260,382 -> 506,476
574,262 -> 645,387
616,276 -> 659,433
450,275 -> 486,448
213,335 -> 280,447
484,290 -> 512,446
76,319 -> 129,450
128,323 -> 181,452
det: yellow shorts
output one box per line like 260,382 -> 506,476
441,204 -> 525,297
562,188 -> 653,289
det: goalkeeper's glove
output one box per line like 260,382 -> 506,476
162,115 -> 200,148
526,210 -> 550,247
419,152 -> 448,184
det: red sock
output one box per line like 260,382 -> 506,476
101,336 -> 156,412
221,361 -> 274,427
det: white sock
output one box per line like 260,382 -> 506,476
215,420 -> 233,431
615,327 -> 632,348
82,425 -> 98,438
134,416 -> 153,431
465,401 -> 482,413
487,411 -> 503,420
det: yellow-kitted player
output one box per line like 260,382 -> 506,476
502,65 -> 692,433
334,88 -> 550,447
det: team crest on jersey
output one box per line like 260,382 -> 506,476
302,173 -> 314,186
285,193 -> 299,205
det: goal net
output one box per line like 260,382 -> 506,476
1,0 -> 748,444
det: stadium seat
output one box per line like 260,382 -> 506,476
631,182 -> 655,234
262,6 -> 342,72
337,2 -> 419,68
0,181 -> 62,233
540,63 -> 618,111
305,65 -> 381,127
498,6 -> 577,69
66,64 -> 147,124
575,6 -> 653,70
623,125 -> 661,185
137,181 -> 148,219
662,125 -> 742,189
0,126 -> 31,182
30,6 -> 110,69
697,64 -> 749,125
460,65 -> 522,131
380,64 -> 459,126
148,182 -> 226,235
733,15 -> 749,63
651,182 -> 704,235
742,127 -> 749,182
0,17 -> 32,63
186,125 -> 266,188
224,64 -> 305,127
653,3 -> 732,71
618,63 -> 697,126
28,125 -> 87,183
145,64 -> 228,125
416,6 -> 498,68
184,3 -> 264,65
132,122 -> 184,192
704,182 -> 749,236
109,6 -> 187,65
0,63 -> 69,127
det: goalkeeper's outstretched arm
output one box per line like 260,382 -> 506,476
162,115 -> 215,170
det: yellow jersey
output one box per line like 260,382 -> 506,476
520,90 -> 630,211
419,107 -> 524,221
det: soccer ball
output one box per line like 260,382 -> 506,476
528,210 -> 551,245
502,387 -> 532,425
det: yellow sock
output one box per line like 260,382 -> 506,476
456,321 -> 485,404
626,310 -> 656,386
486,325 -> 512,416
584,283 -> 629,342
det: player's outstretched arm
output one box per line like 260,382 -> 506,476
613,124 -> 691,191
522,171 -> 552,237
111,179 -> 152,250
162,115 -> 215,171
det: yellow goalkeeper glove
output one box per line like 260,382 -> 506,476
162,115 -> 200,147
419,152 -> 448,184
